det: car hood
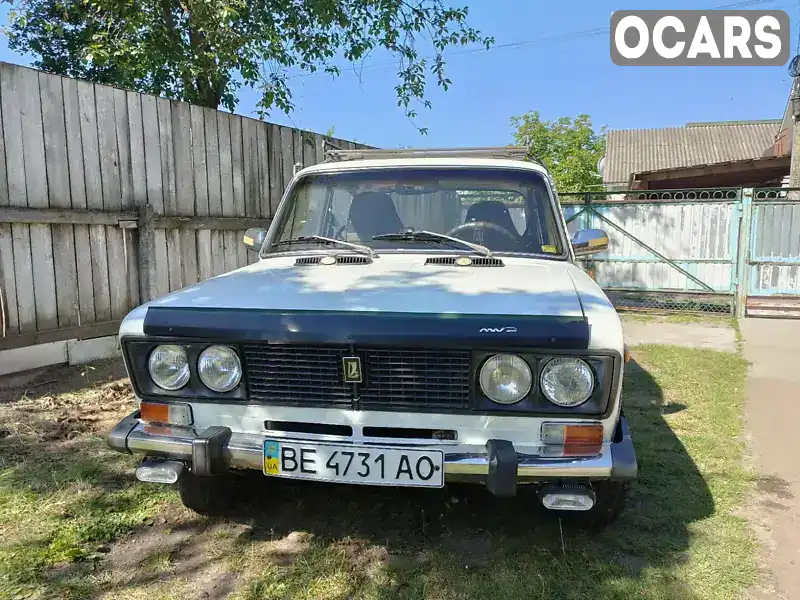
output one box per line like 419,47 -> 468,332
143,254 -> 585,318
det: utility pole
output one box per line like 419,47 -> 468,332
790,76 -> 800,188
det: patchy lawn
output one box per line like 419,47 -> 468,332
0,346 -> 756,600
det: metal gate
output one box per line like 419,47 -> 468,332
746,188 -> 800,317
559,189 -> 743,314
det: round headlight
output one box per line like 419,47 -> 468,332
479,354 -> 532,405
148,344 -> 190,390
198,346 -> 242,392
540,357 -> 594,407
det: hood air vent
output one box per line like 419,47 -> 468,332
295,255 -> 373,266
425,256 -> 504,267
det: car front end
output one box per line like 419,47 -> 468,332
107,152 -> 636,526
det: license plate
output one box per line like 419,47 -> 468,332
263,439 -> 445,488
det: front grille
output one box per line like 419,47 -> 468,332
360,348 -> 471,410
244,345 -> 352,405
243,345 -> 471,411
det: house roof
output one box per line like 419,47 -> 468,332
604,119 -> 782,183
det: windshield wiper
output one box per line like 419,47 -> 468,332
372,230 -> 492,257
274,235 -> 376,257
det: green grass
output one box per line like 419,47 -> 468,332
621,313 -> 736,326
0,348 -> 757,600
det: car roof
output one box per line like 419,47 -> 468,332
297,157 -> 552,178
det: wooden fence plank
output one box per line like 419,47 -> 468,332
268,124 -> 283,218
256,122 -> 269,219
153,216 -> 272,230
140,94 -> 168,299
141,96 -> 164,215
191,105 -> 213,282
0,68 -> 18,335
217,113 -> 238,274
40,73 -> 79,328
293,128 -> 303,175
78,79 -> 111,322
244,119 -> 260,217
114,89 -> 133,210
19,67 -> 58,332
95,85 -> 128,320
250,121 -> 268,265
302,130 -> 316,173
230,115 -> 247,269
204,108 -> 225,277
0,207 -> 138,225
280,126 -> 294,195
0,319 -> 121,351
127,93 -> 147,207
0,225 -> 16,334
62,76 -> 95,325
122,90 -> 143,307
157,98 -> 182,292
315,134 -> 325,165
172,102 -> 198,286
0,208 -> 272,232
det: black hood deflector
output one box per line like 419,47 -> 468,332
142,307 -> 590,349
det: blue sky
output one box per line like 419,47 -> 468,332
0,0 -> 796,148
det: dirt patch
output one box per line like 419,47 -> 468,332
741,318 -> 800,600
439,533 -> 492,567
757,476 -> 794,500
101,514 -> 247,598
0,360 -> 135,444
0,359 -> 129,404
621,319 -> 737,352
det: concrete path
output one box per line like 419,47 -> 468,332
740,318 -> 800,600
621,318 -> 737,353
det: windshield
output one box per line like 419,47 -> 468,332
266,168 -> 565,257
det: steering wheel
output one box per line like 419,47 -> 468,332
447,221 -> 518,245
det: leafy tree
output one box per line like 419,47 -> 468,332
5,0 -> 492,130
511,111 -> 606,192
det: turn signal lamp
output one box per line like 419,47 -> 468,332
541,422 -> 603,456
139,402 -> 193,427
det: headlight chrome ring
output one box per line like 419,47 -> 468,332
148,344 -> 190,391
540,357 -> 595,407
197,345 -> 242,392
479,354 -> 532,405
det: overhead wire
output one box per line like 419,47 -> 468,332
285,0 -> 785,81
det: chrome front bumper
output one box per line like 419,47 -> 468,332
108,411 -> 637,486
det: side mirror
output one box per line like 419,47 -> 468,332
571,229 -> 608,256
242,228 -> 267,253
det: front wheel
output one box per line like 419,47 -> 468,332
177,472 -> 237,516
577,481 -> 629,530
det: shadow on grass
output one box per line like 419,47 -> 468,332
226,357 -> 714,599
2,357 -> 716,600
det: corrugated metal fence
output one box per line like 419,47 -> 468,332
0,61 -> 367,349
560,188 -> 800,317
748,188 -> 800,316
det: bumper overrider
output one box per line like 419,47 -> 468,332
108,411 -> 637,497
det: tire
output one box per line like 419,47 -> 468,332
177,472 -> 237,516
577,481 -> 629,530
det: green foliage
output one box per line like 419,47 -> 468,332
5,0 -> 492,127
511,111 -> 606,192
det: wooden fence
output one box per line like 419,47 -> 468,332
0,62 -> 366,350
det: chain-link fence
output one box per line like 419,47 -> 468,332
602,289 -> 734,315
